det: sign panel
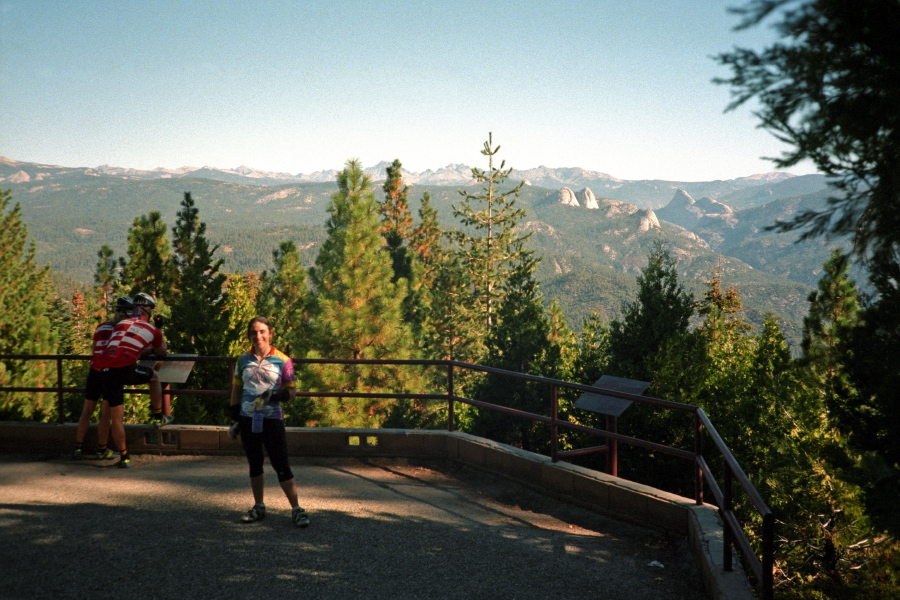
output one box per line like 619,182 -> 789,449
573,375 -> 650,417
139,354 -> 197,384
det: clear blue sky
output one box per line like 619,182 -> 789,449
0,0 -> 815,181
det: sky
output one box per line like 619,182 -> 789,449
0,0 -> 818,182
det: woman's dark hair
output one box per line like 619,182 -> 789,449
247,316 -> 273,335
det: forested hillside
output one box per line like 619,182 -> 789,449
2,156 -> 835,346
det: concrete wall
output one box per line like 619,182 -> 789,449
0,422 -> 754,600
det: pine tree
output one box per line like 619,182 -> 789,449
307,160 -> 416,427
167,192 -> 230,424
410,191 -> 443,284
379,159 -> 425,337
451,133 -> 528,336
844,249 -> 900,537
699,267 -> 751,343
546,300 -> 578,384
118,211 -> 174,303
409,190 -> 474,363
380,159 -> 414,282
0,189 -> 59,420
607,241 -> 694,381
67,288 -> 99,357
801,249 -> 862,433
258,240 -> 311,359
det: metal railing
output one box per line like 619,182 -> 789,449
0,353 -> 773,600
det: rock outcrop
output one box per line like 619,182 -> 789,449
636,209 -> 661,232
557,187 -> 580,207
656,189 -> 734,229
576,187 -> 599,209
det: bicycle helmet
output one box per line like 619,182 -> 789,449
133,292 -> 156,309
115,296 -> 134,311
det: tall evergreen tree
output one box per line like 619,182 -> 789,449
118,211 -> 174,303
607,242 -> 694,381
718,7 -> 900,565
0,189 -> 59,420
410,191 -> 443,285
409,190 -> 476,364
307,160 -> 416,427
380,159 -> 414,282
258,240 -> 311,359
451,133 -> 528,336
801,249 -> 862,433
379,160 -> 424,336
168,192 -> 229,355
845,251 -> 900,537
572,313 -> 611,388
707,313 -> 870,594
167,192 -> 229,423
698,268 -> 752,343
66,289 -> 99,357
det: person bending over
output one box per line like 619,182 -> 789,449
96,292 -> 167,468
73,295 -> 133,461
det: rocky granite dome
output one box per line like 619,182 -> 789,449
576,187 -> 599,209
656,189 -> 735,230
558,187 -> 580,207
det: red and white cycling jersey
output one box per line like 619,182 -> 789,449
89,321 -> 115,370
95,317 -> 164,369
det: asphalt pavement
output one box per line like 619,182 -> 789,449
0,454 -> 706,600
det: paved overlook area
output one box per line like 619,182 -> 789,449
0,454 -> 706,600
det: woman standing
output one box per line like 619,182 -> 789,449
229,316 -> 309,527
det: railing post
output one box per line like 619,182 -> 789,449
723,461 -> 734,571
607,415 -> 618,477
694,412 -> 704,505
550,383 -> 558,462
447,363 -> 455,432
762,512 -> 774,600
56,356 -> 65,425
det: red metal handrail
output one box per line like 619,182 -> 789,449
0,353 -> 773,600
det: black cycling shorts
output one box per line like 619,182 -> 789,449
100,364 -> 154,408
84,368 -> 103,402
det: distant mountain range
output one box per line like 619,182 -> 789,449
0,156 -> 845,346
0,156 -> 821,210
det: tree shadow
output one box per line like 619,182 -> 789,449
0,455 -> 705,600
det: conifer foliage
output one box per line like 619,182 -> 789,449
0,190 -> 58,419
307,160 -> 415,426
258,241 -> 311,360
379,159 -> 414,282
452,133 -> 528,337
168,192 -> 229,358
607,241 -> 694,381
166,192 -> 230,423
118,211 -> 174,301
94,244 -> 118,311
801,249 -> 862,433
